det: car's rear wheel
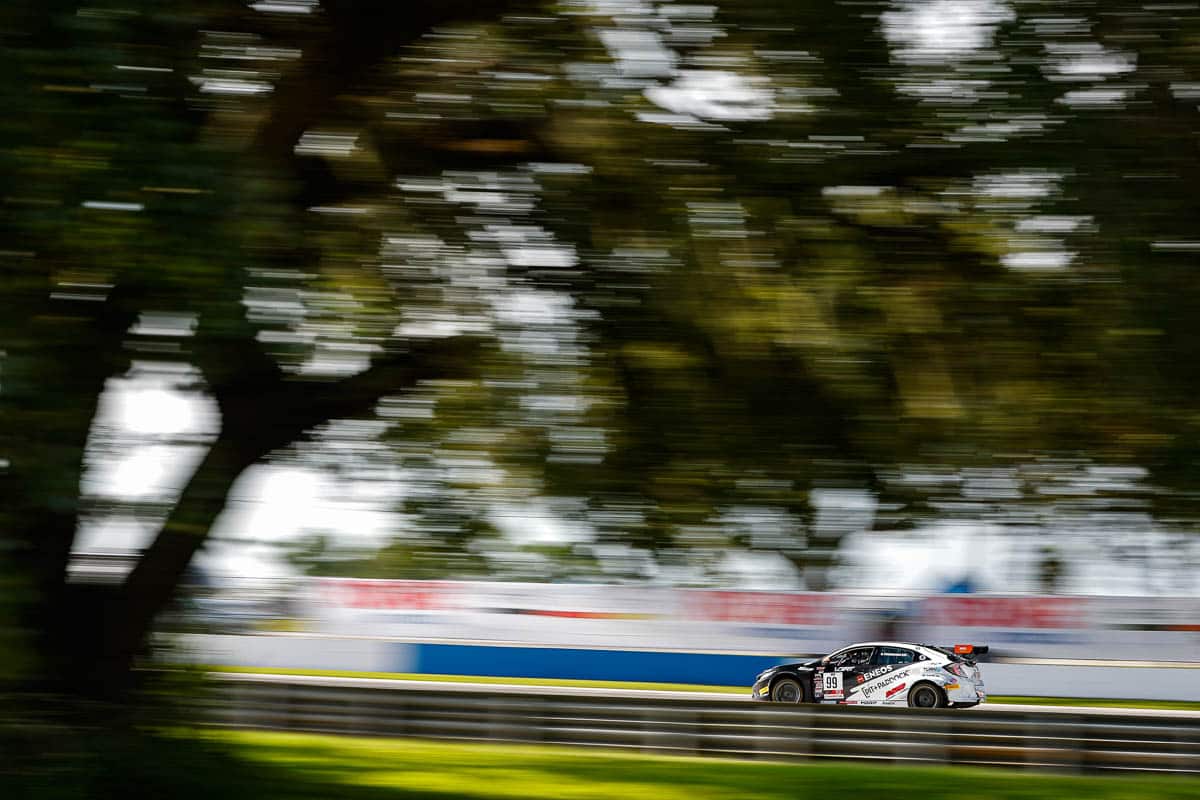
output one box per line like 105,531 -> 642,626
907,683 -> 946,709
770,677 -> 806,703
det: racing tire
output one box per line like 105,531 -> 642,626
907,682 -> 946,709
769,677 -> 806,704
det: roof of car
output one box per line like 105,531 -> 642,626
836,641 -> 941,652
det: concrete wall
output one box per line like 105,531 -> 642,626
407,643 -> 782,685
177,633 -> 1200,701
177,633 -> 404,673
980,662 -> 1200,701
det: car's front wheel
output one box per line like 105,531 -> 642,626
907,682 -> 946,709
770,677 -> 806,703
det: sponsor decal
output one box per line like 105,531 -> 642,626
885,682 -> 907,699
921,596 -> 1084,628
320,578 -> 456,610
514,609 -> 656,620
684,590 -> 836,625
861,669 -> 909,699
861,665 -> 893,681
855,674 -> 865,684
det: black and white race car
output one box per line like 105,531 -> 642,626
751,642 -> 987,708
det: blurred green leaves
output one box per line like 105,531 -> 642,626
4,0 -> 1200,603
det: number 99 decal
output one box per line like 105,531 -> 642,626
822,672 -> 844,699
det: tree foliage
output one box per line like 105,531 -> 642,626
2,0 -> 1199,695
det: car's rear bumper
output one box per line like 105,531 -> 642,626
946,680 -> 986,704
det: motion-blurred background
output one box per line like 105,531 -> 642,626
4,0 -> 1200,795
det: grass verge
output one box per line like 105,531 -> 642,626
986,695 -> 1200,711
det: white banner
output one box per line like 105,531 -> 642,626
299,579 -> 1200,660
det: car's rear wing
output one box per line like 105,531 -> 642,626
948,644 -> 989,663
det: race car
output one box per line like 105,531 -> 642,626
751,642 -> 987,708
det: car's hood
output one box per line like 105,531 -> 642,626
769,658 -> 820,671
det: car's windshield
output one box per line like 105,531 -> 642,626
827,647 -> 874,667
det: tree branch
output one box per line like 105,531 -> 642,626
102,0 -> 514,691
251,0 -> 517,166
113,334 -> 485,680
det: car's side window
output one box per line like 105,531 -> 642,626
875,647 -> 916,666
829,647 -> 874,668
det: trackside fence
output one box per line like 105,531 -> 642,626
204,675 -> 1200,773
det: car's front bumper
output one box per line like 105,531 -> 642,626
751,677 -> 771,699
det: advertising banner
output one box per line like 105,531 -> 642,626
302,578 -> 1200,660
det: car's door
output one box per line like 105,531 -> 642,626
815,646 -> 877,703
854,646 -> 921,705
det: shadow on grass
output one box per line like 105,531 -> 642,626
217,730 -> 1200,800
1,729 -> 498,800
222,733 -> 788,800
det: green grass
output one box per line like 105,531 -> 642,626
198,729 -> 1200,800
10,723 -> 1200,800
207,665 -> 1200,709
987,695 -> 1200,711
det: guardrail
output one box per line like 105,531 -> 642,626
204,675 -> 1200,773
